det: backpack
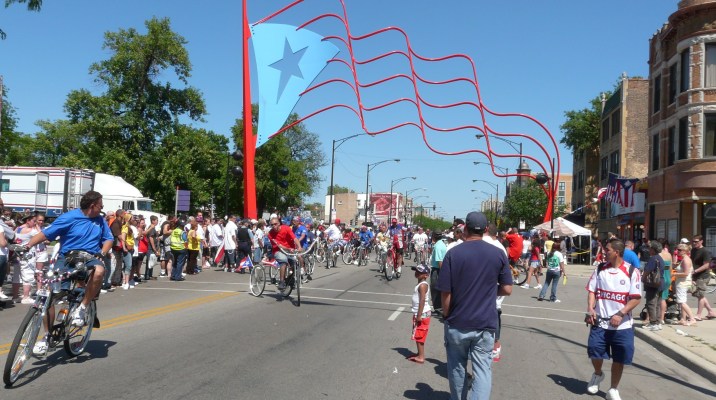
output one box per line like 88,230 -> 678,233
642,256 -> 664,289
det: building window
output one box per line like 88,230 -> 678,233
37,180 -> 47,194
681,49 -> 690,93
557,196 -> 565,205
578,170 -> 584,189
558,182 -> 565,191
651,133 -> 660,171
601,118 -> 609,143
611,109 -> 621,136
653,74 -> 661,113
669,63 -> 678,104
668,126 -> 676,166
707,44 -> 716,87
600,199 -> 607,219
0,179 -> 8,192
678,117 -> 689,160
609,151 -> 620,174
600,157 -> 608,181
705,113 -> 716,157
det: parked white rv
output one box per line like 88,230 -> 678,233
0,167 -> 165,222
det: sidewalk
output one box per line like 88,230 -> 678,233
568,262 -> 716,382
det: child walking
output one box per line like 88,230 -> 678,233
408,264 -> 431,363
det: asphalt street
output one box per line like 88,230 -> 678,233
1,257 -> 714,399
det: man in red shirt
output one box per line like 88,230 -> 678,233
505,228 -> 524,267
267,217 -> 301,290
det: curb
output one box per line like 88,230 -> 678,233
634,327 -> 716,383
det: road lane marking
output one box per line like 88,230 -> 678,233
503,303 -> 586,314
388,307 -> 406,321
302,295 -> 410,307
0,291 -> 238,355
502,313 -> 583,325
138,284 -> 413,297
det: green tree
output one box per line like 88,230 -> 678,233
327,185 -> 354,195
412,214 -> 451,232
559,92 -> 609,155
2,0 -> 42,40
0,85 -> 35,165
502,180 -> 549,227
232,106 -> 327,215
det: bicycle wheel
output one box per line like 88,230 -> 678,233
342,245 -> 354,265
306,255 -> 315,277
360,248 -> 368,266
64,300 -> 96,357
296,266 -> 301,306
395,255 -> 402,279
3,307 -> 43,386
512,264 -> 528,286
377,252 -> 385,273
315,246 -> 326,264
384,251 -> 394,281
250,266 -> 267,296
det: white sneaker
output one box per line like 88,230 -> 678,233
0,292 -> 9,300
553,299 -> 561,303
606,388 -> 622,400
70,305 -> 87,327
534,284 -> 543,289
520,283 -> 530,289
182,273 -> 187,277
122,283 -> 129,290
587,372 -> 604,394
353,261 -> 358,265
647,324 -> 662,331
397,266 -> 402,274
100,288 -> 108,294
20,297 -> 34,305
33,337 -> 49,356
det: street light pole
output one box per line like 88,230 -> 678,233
474,179 -> 499,224
475,135 -> 523,165
389,176 -> 416,223
365,159 -> 400,224
329,133 -> 368,223
403,187 -> 426,225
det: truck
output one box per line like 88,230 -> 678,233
0,166 -> 165,222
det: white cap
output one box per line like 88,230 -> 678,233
680,238 -> 689,244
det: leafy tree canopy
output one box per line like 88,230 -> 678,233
2,0 -> 42,39
559,93 -> 609,155
327,185 -> 354,195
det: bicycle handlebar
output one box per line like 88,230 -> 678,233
277,240 -> 317,257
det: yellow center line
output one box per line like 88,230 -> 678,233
0,291 -> 241,355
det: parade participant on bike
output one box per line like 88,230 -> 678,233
291,216 -> 311,278
24,191 -> 112,354
389,218 -> 406,273
412,227 -> 429,262
325,218 -> 344,254
354,225 -> 374,265
376,224 -> 390,254
268,217 -> 301,290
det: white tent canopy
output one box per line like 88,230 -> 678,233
533,217 -> 592,237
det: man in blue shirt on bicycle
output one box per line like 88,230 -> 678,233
25,191 -> 113,355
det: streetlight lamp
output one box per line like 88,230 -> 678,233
329,133 -> 368,223
389,176 -> 416,222
365,159 -> 400,224
404,187 -> 426,225
471,190 -> 493,214
474,179 -> 499,223
475,134 -> 523,165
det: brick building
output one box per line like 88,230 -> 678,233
571,149 -> 600,232
647,0 -> 716,253
597,77 -> 650,240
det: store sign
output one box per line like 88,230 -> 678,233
611,193 -> 645,216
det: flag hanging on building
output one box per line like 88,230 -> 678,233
604,173 -> 640,208
597,187 -> 607,200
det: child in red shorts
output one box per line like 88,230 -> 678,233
408,264 -> 431,363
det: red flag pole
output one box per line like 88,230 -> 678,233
242,0 -> 257,219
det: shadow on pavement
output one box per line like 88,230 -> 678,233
403,382 -> 450,400
547,374 -> 591,395
530,326 -> 716,398
6,340 -> 116,389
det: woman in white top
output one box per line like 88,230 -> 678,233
673,244 -> 697,326
538,237 -> 566,302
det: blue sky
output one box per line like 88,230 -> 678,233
1,0 -> 677,221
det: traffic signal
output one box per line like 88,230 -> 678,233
231,150 -> 244,161
433,204 -> 436,211
231,166 -> 243,177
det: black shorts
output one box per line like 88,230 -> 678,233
393,247 -> 404,255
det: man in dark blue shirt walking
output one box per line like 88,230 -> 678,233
436,211 -> 513,400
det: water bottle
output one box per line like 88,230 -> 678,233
51,281 -> 61,293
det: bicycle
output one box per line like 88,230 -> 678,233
342,241 -> 357,265
276,242 -> 316,306
706,270 -> 716,294
384,247 -> 402,281
510,260 -> 529,286
4,247 -> 100,386
377,246 -> 388,273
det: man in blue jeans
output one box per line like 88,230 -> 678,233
436,212 -> 513,400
